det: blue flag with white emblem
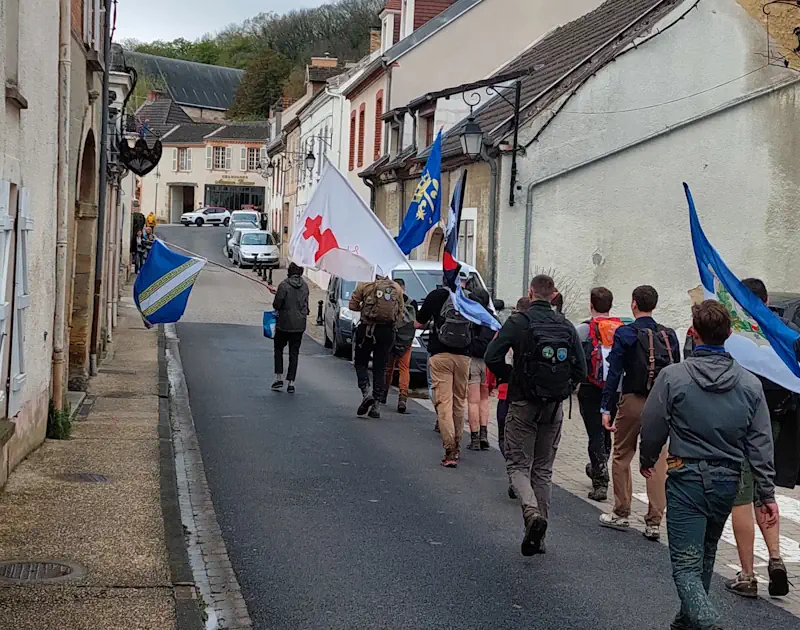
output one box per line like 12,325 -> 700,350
133,240 -> 205,328
395,130 -> 442,255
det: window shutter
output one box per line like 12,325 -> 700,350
206,146 -> 212,169
240,148 -> 247,171
0,182 -> 13,415
374,91 -> 384,161
9,187 -> 31,418
349,112 -> 356,171
186,149 -> 192,171
83,0 -> 91,45
172,148 -> 178,172
225,147 -> 232,170
357,105 -> 365,168
92,0 -> 101,51
260,148 -> 267,168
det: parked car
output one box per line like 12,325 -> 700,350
180,207 -> 230,227
226,211 -> 260,256
323,260 -> 501,371
769,292 -> 800,329
231,229 -> 279,269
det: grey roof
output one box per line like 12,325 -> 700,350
162,123 -> 221,144
125,50 -> 243,111
134,98 -> 195,136
436,0 -> 679,158
307,66 -> 346,83
211,123 -> 271,142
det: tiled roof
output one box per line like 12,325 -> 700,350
414,0 -> 458,30
211,123 -> 271,141
161,123 -> 221,144
307,66 -> 345,83
437,0 -> 680,158
125,50 -> 243,111
134,98 -> 195,136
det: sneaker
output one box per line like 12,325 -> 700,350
357,393 -> 375,417
271,380 -> 284,391
768,557 -> 789,597
588,485 -> 608,502
670,614 -> 693,630
479,426 -> 490,450
441,452 -> 458,468
521,513 -> 548,556
467,432 -> 481,451
725,572 -> 758,598
397,398 -> 407,414
599,512 -> 630,530
287,383 -> 296,394
507,485 -> 517,500
643,524 -> 660,541
368,402 -> 381,419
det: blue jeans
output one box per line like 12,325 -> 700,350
666,462 -> 739,629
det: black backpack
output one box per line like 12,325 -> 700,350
436,295 -> 472,350
471,323 -> 495,359
625,325 -> 677,396
516,311 -> 576,403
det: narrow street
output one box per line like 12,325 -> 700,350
159,225 -> 798,630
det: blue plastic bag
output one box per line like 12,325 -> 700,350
263,311 -> 277,339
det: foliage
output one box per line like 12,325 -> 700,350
532,266 -> 579,318
47,399 -> 72,440
122,0 -> 383,120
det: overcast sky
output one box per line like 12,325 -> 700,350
115,0 -> 328,43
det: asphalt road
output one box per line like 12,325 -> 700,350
161,225 -> 799,630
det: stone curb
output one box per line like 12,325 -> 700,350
158,326 -> 205,630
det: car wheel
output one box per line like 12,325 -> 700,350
223,218 -> 230,226
324,329 -> 333,349
183,223 -> 189,228
232,254 -> 238,266
332,328 -> 350,358
195,218 -> 203,227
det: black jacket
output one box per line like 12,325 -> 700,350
484,300 -> 586,402
274,275 -> 309,333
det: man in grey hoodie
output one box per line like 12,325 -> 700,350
269,263 -> 310,393
640,300 -> 779,630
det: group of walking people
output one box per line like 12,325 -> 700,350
267,260 -> 796,629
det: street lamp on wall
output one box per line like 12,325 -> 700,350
459,116 -> 484,160
304,150 -> 316,172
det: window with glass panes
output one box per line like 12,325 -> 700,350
213,146 -> 226,169
247,148 -> 259,171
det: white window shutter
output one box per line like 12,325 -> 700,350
172,148 -> 178,172
93,0 -> 101,51
83,1 -> 91,45
225,147 -> 232,170
206,146 -> 212,170
0,182 -> 12,417
240,148 -> 247,171
9,187 -> 31,418
186,149 -> 193,172
260,148 -> 267,168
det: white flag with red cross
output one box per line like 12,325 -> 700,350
289,163 -> 409,281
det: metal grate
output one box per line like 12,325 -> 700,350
0,561 -> 83,584
58,473 -> 109,483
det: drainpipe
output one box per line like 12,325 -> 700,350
90,0 -> 112,376
483,150 -> 499,296
105,182 -> 116,342
364,177 -> 376,211
523,180 -> 536,296
112,180 -> 124,327
324,86 -> 345,168
52,0 -> 72,408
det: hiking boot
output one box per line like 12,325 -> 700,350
599,512 -> 630,530
368,402 -> 381,419
397,397 -> 407,414
271,380 -> 284,392
643,524 -> 660,541
441,451 -> 458,468
287,383 -> 296,394
670,614 -> 693,630
479,426 -> 490,450
768,557 -> 789,597
357,393 -> 375,417
521,512 -> 548,556
725,572 -> 758,598
467,432 -> 481,450
588,484 -> 608,502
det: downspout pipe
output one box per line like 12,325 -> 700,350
324,86 -> 345,169
90,0 -> 112,375
482,148 -> 499,297
523,180 -> 535,297
53,0 -> 72,408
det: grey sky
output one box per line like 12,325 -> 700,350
115,0 -> 328,43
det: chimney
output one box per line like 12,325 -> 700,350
370,28 -> 382,53
310,55 -> 337,68
147,90 -> 161,101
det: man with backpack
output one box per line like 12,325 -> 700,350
575,287 -> 623,502
349,275 -> 405,419
383,278 -> 416,414
416,275 -> 475,467
485,275 -> 586,555
599,285 -> 680,541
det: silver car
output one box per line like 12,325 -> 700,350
225,211 -> 260,255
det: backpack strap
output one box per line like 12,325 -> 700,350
646,328 -> 656,391
660,329 -> 675,363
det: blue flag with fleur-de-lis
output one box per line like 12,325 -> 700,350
395,130 -> 442,255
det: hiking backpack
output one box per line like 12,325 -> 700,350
626,325 -> 676,396
584,317 -> 624,388
516,311 -> 577,403
436,294 -> 473,350
360,278 -> 401,324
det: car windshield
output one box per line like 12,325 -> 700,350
392,270 -> 483,303
241,233 -> 272,246
340,281 -> 357,300
231,212 -> 257,224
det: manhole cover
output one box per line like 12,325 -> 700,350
58,473 -> 109,483
0,561 -> 84,584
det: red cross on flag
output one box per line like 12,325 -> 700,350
289,163 -> 409,281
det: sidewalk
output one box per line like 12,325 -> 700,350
0,291 -> 193,629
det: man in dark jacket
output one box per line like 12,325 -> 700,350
485,275 -> 586,555
269,263 -> 309,394
640,300 -> 779,630
384,278 -> 416,413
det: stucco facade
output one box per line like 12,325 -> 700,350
494,0 -> 800,334
0,0 -> 61,479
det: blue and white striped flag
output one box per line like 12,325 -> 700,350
453,285 -> 501,332
686,183 -> 800,392
133,240 -> 205,328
